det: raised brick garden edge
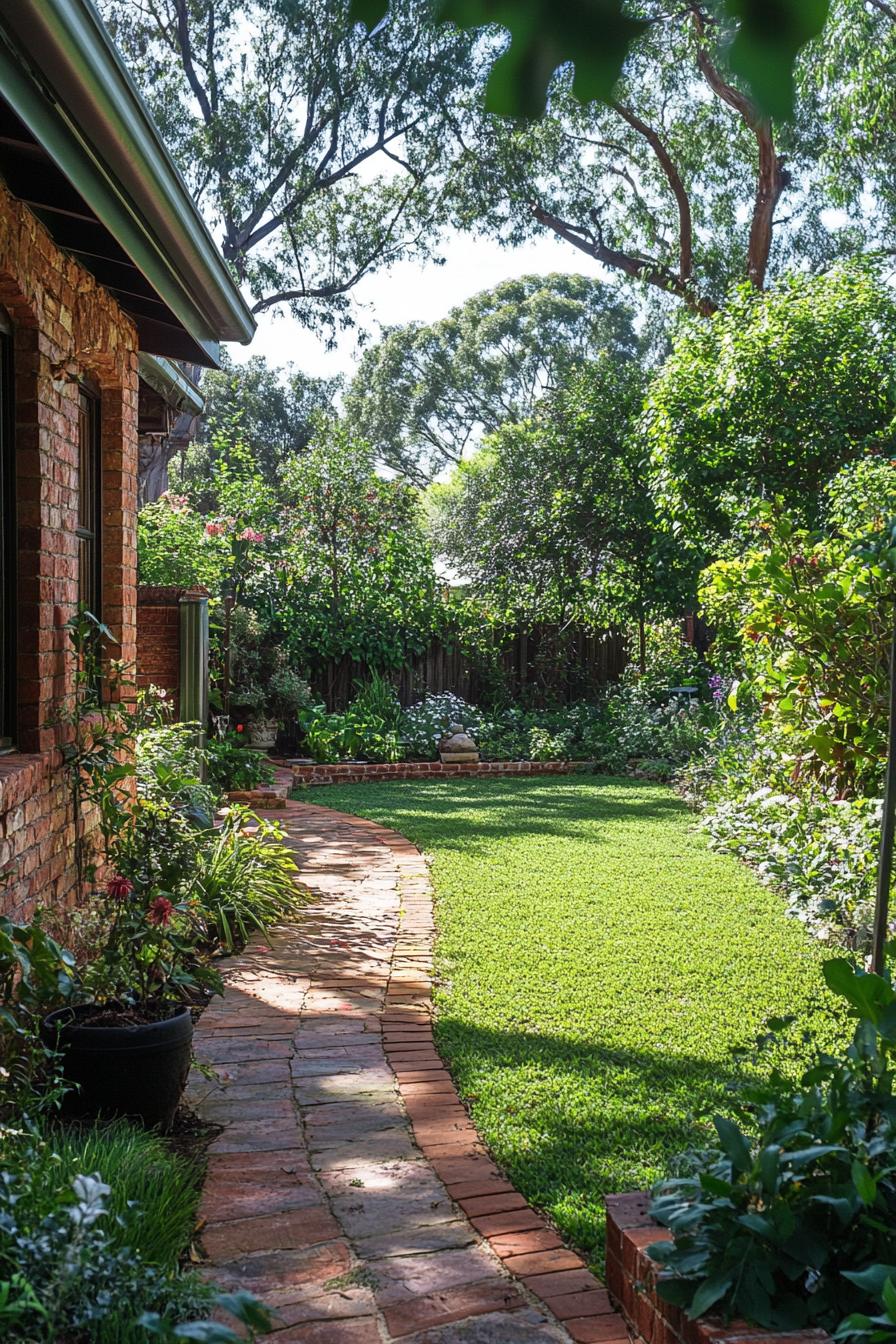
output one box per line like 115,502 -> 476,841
290,759 -> 597,788
605,1192 -> 831,1344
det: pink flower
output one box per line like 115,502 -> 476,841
106,875 -> 133,900
237,527 -> 265,543
205,521 -> 225,537
147,896 -> 174,927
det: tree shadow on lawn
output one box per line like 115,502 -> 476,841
431,1013 -> 778,1264
320,775 -> 693,860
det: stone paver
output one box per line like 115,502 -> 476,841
191,779 -> 627,1342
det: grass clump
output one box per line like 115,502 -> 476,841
0,1119 -> 212,1342
317,775 -> 847,1266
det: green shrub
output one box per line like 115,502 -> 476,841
299,689 -> 403,764
206,732 -> 275,794
0,915 -> 75,1124
190,805 -> 303,952
0,1119 -> 272,1343
649,958 -> 896,1334
136,722 -> 216,828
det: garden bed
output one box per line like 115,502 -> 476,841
605,1194 -> 831,1344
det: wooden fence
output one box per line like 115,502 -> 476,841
310,624 -> 629,711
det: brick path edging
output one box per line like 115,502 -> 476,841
190,790 -> 629,1342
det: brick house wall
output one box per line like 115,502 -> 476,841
0,181 -> 139,922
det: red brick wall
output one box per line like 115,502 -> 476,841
136,586 -> 184,718
291,760 -> 595,787
0,183 -> 139,922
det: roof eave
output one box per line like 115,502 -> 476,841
0,0 -> 255,358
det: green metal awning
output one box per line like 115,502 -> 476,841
0,0 -> 255,367
137,355 -> 204,418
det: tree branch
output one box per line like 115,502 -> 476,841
612,102 -> 695,283
690,5 -> 788,289
172,0 -> 213,125
868,0 -> 896,20
531,203 -> 716,316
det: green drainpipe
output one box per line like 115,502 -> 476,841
179,591 -> 209,776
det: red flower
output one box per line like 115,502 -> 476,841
147,896 -> 174,927
235,723 -> 244,733
106,875 -> 133,900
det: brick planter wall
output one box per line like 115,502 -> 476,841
0,183 -> 139,920
291,760 -> 596,788
605,1193 -> 831,1344
136,585 -> 208,718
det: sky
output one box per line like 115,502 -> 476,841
226,228 -> 606,383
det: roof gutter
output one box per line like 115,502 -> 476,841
138,354 -> 205,418
0,0 -> 255,358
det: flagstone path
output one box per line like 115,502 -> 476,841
189,786 -> 629,1344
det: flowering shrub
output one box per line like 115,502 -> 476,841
137,493 -> 230,589
705,787 -> 881,948
591,682 -> 718,775
400,693 -> 484,760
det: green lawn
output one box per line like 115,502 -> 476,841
313,775 -> 846,1266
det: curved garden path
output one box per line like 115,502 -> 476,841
189,785 -> 628,1343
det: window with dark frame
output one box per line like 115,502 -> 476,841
0,307 -> 13,753
77,385 -> 102,620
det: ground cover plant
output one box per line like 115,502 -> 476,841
313,775 -> 848,1264
0,1119 -> 269,1342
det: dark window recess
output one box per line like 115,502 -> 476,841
77,387 -> 102,619
0,307 -> 13,753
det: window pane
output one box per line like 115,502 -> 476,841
0,313 -> 13,748
77,388 -> 101,619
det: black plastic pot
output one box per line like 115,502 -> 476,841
42,1003 -> 193,1131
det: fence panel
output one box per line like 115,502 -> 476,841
309,625 -> 629,711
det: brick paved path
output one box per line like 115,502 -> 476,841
190,792 -> 629,1344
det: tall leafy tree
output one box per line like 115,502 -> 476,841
644,261 -> 896,561
173,353 -> 338,508
431,356 -> 686,667
101,0 -> 489,331
351,0 -> 832,122
274,426 -> 442,678
344,273 -> 638,483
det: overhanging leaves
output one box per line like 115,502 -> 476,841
349,0 -> 831,119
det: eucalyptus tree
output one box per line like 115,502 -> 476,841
174,353 -> 339,509
450,2 -> 872,319
809,0 -> 896,244
344,273 -> 638,483
101,0 -> 490,333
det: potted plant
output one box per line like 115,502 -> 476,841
237,682 -> 279,752
267,665 -> 313,754
42,612 -> 222,1130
